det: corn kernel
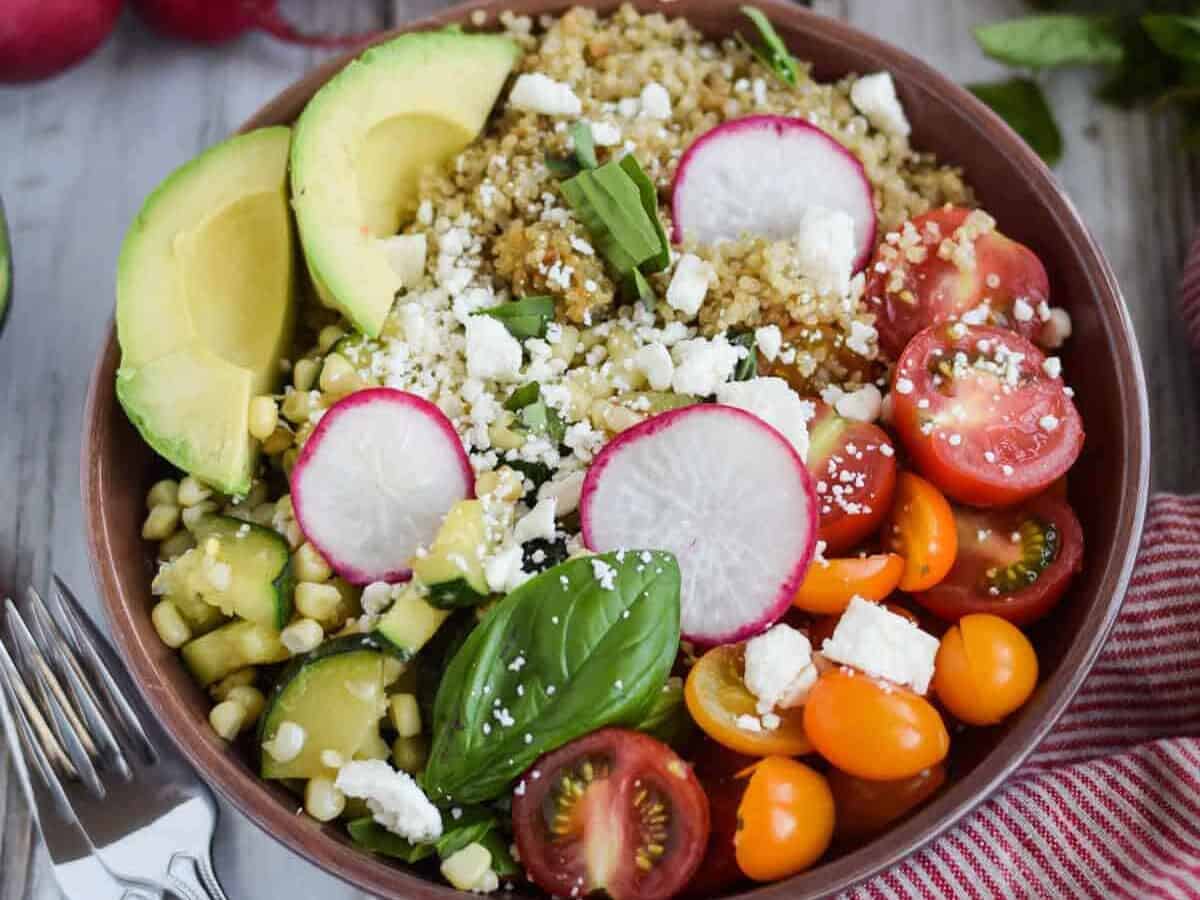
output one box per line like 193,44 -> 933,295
181,501 -> 217,531
295,582 -> 342,623
281,390 -> 312,424
261,424 -> 294,456
146,479 -> 179,509
441,843 -> 492,892
280,618 -> 324,655
157,530 -> 196,562
151,600 -> 191,648
304,776 -> 345,823
382,657 -> 406,686
550,324 -> 580,363
142,505 -> 181,541
177,476 -> 212,508
488,412 -> 525,451
248,396 -> 279,441
225,685 -> 266,725
282,448 -> 299,475
318,353 -> 362,397
391,735 -> 429,773
294,542 -> 332,583
355,729 -> 391,761
318,325 -> 346,353
293,357 -> 319,392
209,668 -> 256,701
209,700 -> 246,741
388,693 -> 421,738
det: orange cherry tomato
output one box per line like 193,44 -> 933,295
827,764 -> 947,842
685,645 -> 813,757
803,670 -> 949,781
734,757 -> 834,881
885,472 -> 957,592
794,553 -> 905,615
933,613 -> 1039,725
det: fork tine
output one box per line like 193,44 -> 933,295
51,575 -> 156,764
25,587 -> 131,781
3,599 -> 107,800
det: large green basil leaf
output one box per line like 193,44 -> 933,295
973,15 -> 1125,68
632,676 -> 693,749
422,550 -> 681,804
561,162 -> 664,276
969,78 -> 1064,165
618,155 -> 670,274
346,818 -> 435,863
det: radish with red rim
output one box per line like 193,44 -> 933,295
580,404 -> 818,645
670,115 -> 876,269
291,388 -> 473,586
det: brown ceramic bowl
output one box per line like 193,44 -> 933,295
83,1 -> 1150,897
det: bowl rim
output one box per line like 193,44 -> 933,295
83,1 -> 1150,898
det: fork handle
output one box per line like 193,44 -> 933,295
166,851 -> 230,900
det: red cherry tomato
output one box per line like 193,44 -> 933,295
915,493 -> 1083,626
864,206 -> 1050,358
512,728 -> 709,900
891,324 -> 1084,507
682,769 -> 745,898
828,764 -> 947,841
807,402 -> 898,554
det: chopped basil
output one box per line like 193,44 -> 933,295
480,295 -> 556,340
560,161 -> 665,276
728,330 -> 758,381
1142,15 -> 1200,63
969,78 -> 1064,165
618,155 -> 670,273
570,120 -> 599,170
518,398 -> 566,445
544,153 -> 582,178
973,15 -> 1125,68
502,458 -> 555,495
738,6 -> 798,86
624,268 -> 657,310
503,382 -> 541,412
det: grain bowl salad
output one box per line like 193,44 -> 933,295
116,5 -> 1086,897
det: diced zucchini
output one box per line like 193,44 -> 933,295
181,620 -> 290,687
374,584 -> 451,658
191,515 -> 293,629
258,634 -> 396,780
169,588 -> 228,636
410,500 -> 493,607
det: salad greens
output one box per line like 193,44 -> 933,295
738,6 -> 799,86
969,78 -> 1065,164
480,296 -> 556,340
347,805 -> 519,874
504,382 -> 566,444
632,677 -> 693,748
422,550 -> 682,804
729,330 -> 759,382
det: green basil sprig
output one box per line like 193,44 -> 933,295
974,15 -> 1125,67
728,330 -> 758,382
546,121 -> 600,177
969,78 -> 1064,165
561,161 -> 665,276
480,295 -> 556,340
632,677 -> 693,748
738,6 -> 798,86
422,550 -> 682,804
346,805 -> 518,875
504,382 -> 566,444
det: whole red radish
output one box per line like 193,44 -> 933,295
0,0 -> 123,84
131,0 -> 380,47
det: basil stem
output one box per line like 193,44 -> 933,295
739,6 -> 798,86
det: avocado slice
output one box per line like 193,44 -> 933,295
116,127 -> 294,495
290,31 -> 521,337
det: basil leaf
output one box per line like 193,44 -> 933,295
570,121 -> 599,170
545,153 -> 582,178
416,611 -> 477,728
481,296 -> 556,340
423,550 -> 682,803
969,78 -> 1064,165
1098,18 -> 1179,108
618,155 -> 670,274
728,331 -> 758,381
477,830 -> 521,877
346,818 -> 435,863
739,6 -> 798,86
561,161 -> 664,276
632,676 -> 693,748
973,15 -> 1125,68
517,399 -> 566,445
427,578 -> 491,610
434,807 -> 498,858
504,382 -> 541,412
624,268 -> 657,310
1142,15 -> 1200,63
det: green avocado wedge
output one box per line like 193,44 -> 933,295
116,127 -> 294,496
290,30 -> 521,337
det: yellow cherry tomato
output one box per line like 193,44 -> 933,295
734,757 -> 834,881
934,613 -> 1038,725
886,472 -> 958,592
803,670 -> 949,781
794,553 -> 905,614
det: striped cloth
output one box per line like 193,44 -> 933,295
848,248 -> 1200,898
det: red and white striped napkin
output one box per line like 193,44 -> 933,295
850,250 -> 1200,899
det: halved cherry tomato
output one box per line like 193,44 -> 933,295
682,767 -> 745,898
684,645 -> 813,757
891,324 -> 1084,507
827,764 -> 947,842
804,670 -> 950,781
885,472 -> 957,592
511,728 -> 709,900
734,757 -> 834,881
934,614 -> 1039,725
916,493 -> 1083,626
864,206 -> 1050,358
806,402 -> 898,554
794,553 -> 905,614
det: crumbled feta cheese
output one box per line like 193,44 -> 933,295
835,384 -> 883,423
465,315 -> 522,382
794,206 -> 857,297
821,597 -> 940,694
743,624 -> 819,714
1039,414 -> 1060,432
895,377 -> 914,395
379,234 -> 427,288
845,320 -> 878,358
587,120 -> 622,146
537,470 -> 586,517
735,714 -> 763,733
361,582 -> 393,616
850,72 -> 911,137
671,335 -> 739,396
336,759 -> 443,843
716,377 -> 815,461
635,343 -> 675,391
509,73 -> 582,116
639,82 -> 672,119
591,558 -> 617,590
262,721 -> 306,763
1042,357 -> 1062,379
484,543 -> 525,594
666,254 -> 715,317
1040,307 -> 1072,349
1012,297 -> 1034,322
514,498 -> 557,544
754,325 -> 783,362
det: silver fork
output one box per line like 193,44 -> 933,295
0,576 -> 230,900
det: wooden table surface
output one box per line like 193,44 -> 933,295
1,1 -> 1196,897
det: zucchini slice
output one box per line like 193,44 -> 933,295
181,619 -> 290,687
374,584 -> 451,659
190,515 -> 293,629
258,634 -> 396,780
410,500 -> 493,607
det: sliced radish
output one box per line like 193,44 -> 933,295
291,388 -> 473,585
580,405 -> 818,645
671,115 -> 877,269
